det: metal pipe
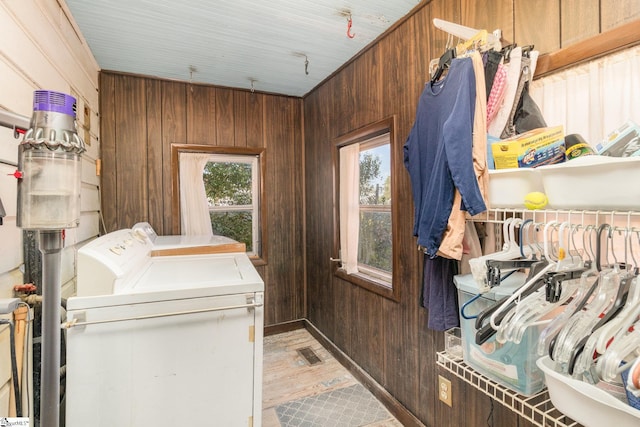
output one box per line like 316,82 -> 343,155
39,230 -> 62,427
0,108 -> 30,133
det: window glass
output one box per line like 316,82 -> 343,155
357,139 -> 392,281
336,122 -> 395,297
204,155 -> 260,255
172,145 -> 266,264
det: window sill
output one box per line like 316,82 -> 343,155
250,255 -> 267,267
334,268 -> 399,302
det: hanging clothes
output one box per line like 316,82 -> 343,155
484,49 -> 504,100
513,50 -> 547,134
486,64 -> 508,126
488,47 -> 523,138
438,51 -> 490,260
404,56 -> 486,258
406,56 -> 487,331
422,253 -> 460,331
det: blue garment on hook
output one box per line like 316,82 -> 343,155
404,57 -> 486,257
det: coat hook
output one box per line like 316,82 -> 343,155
347,14 -> 355,39
188,65 -> 197,93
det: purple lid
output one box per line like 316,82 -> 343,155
32,90 -> 77,117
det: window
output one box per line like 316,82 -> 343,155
334,117 -> 398,300
205,154 -> 260,255
171,144 -> 266,264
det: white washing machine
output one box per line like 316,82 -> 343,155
65,228 -> 264,427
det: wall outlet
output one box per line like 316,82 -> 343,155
438,375 -> 452,406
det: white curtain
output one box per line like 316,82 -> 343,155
530,46 -> 640,145
179,152 -> 214,236
339,144 -> 360,274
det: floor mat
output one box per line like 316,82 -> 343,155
274,383 -> 389,427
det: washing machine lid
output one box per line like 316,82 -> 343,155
70,251 -> 263,310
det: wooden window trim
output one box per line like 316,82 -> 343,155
332,116 -> 400,302
171,143 -> 267,266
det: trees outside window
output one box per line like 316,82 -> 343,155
334,117 -> 398,300
204,155 -> 260,255
172,144 -> 266,265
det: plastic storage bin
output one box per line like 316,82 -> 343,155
488,168 -> 544,208
454,273 -> 546,396
538,356 -> 640,427
537,155 -> 640,210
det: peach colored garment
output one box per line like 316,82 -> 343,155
437,51 -> 489,260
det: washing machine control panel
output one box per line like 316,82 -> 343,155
78,229 -> 154,297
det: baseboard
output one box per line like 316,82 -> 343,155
264,319 -> 306,336
302,320 -> 426,427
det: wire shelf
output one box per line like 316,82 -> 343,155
436,351 -> 581,427
468,208 -> 640,227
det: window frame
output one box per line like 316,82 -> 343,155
332,117 -> 400,302
171,144 -> 267,266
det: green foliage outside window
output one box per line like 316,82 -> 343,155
357,149 -> 392,273
358,211 -> 392,272
203,161 -> 254,251
210,211 -> 253,251
203,162 -> 252,205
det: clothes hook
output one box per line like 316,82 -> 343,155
188,65 -> 197,93
347,14 -> 355,39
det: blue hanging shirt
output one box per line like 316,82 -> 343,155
404,57 -> 486,257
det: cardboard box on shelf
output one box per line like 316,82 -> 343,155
596,120 -> 640,157
491,126 -> 565,170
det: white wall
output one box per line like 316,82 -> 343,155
0,0 -> 100,417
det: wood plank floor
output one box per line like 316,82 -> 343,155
262,328 -> 403,427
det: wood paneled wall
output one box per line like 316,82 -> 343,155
303,1 -> 640,426
99,73 -> 305,326
97,0 -> 640,424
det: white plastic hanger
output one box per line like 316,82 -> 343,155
551,269 -> 618,372
597,323 -> 640,382
573,230 -> 640,378
536,225 -> 599,356
488,221 -> 559,330
496,222 -> 585,345
573,276 -> 639,379
469,218 -> 534,292
432,18 -> 501,50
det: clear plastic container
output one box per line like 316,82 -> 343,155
445,327 -> 463,359
454,273 -> 546,396
17,149 -> 81,229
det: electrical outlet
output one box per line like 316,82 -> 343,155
438,375 -> 452,406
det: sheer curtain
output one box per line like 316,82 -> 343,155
339,144 -> 360,274
179,152 -> 214,236
530,46 -> 640,145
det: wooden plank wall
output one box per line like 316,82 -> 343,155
99,74 -> 305,326
0,0 -> 100,417
303,1 -> 640,426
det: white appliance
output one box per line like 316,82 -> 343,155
65,228 -> 264,426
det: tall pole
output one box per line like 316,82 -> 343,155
39,230 -> 62,427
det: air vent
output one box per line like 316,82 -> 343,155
296,346 -> 322,365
